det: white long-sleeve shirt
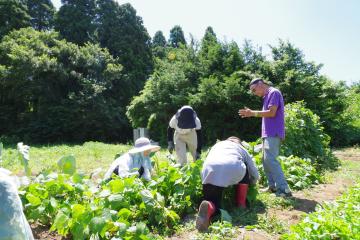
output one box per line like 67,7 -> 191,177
201,140 -> 259,187
104,152 -> 152,181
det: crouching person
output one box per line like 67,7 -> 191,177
167,105 -> 202,165
104,137 -> 160,181
0,168 -> 34,240
196,136 -> 259,232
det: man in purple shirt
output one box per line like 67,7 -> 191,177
238,78 -> 291,197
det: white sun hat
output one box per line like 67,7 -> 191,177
129,137 -> 160,154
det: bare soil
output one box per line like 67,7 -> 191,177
30,222 -> 67,240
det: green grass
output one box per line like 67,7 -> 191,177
1,141 -> 131,174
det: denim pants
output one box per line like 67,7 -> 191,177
262,137 -> 289,191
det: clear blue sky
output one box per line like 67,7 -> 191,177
52,0 -> 360,85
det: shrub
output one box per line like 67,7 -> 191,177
283,102 -> 339,170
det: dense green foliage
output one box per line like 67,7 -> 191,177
20,156 -> 202,239
282,181 -> 360,239
128,34 -> 357,147
169,25 -> 186,48
0,1 -> 358,146
26,0 -> 55,31
0,28 -> 131,143
54,0 -> 97,45
0,0 -> 31,39
97,1 -> 153,89
341,83 -> 360,145
283,102 -> 339,170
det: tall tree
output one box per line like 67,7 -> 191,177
169,25 -> 186,48
0,0 -> 30,39
152,30 -> 167,58
223,41 -> 245,75
127,47 -> 199,142
0,28 -> 131,143
198,26 -> 224,76
54,0 -> 97,45
26,0 -> 55,30
269,40 -> 348,145
97,1 -> 153,91
152,30 -> 166,47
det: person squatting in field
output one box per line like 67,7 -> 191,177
239,78 -> 292,197
167,105 -> 203,166
196,136 -> 259,232
0,168 -> 34,240
104,137 -> 160,181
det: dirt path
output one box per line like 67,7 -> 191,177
169,148 -> 360,240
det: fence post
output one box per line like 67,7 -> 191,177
133,128 -> 149,142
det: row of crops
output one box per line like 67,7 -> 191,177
3,102 -> 349,239
283,181 -> 360,239
17,141 -> 327,239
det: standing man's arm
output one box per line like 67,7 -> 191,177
238,105 -> 278,118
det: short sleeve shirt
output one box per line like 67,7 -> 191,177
262,87 -> 285,139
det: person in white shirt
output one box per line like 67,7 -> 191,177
104,137 -> 160,181
167,106 -> 202,165
196,136 -> 259,232
0,168 -> 34,240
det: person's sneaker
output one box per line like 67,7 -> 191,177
275,188 -> 292,197
196,201 -> 212,232
260,186 -> 277,193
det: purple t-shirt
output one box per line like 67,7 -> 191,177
261,87 -> 285,139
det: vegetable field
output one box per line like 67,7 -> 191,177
2,141 -> 359,239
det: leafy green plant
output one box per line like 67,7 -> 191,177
283,102 -> 339,170
20,154 -> 203,239
282,182 -> 360,239
245,140 -> 323,191
195,221 -> 236,240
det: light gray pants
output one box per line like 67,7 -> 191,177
174,129 -> 197,165
262,137 -> 289,191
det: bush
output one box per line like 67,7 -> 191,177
283,102 -> 339,170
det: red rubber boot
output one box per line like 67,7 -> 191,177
236,183 -> 249,208
195,200 -> 216,232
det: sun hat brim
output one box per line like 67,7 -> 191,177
128,144 -> 160,154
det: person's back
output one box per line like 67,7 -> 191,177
167,105 -> 202,165
202,140 -> 259,187
196,137 -> 259,232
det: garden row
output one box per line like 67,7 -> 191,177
12,102 -> 339,239
282,181 -> 360,239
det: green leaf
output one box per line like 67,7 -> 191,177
117,208 -> 132,220
108,194 -> 128,210
89,217 -> 106,234
57,155 -> 76,175
26,193 -> 41,206
140,189 -> 154,206
51,211 -> 69,235
219,209 -> 232,223
109,179 -> 125,193
72,204 -> 86,219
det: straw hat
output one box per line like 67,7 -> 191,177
129,137 -> 160,154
